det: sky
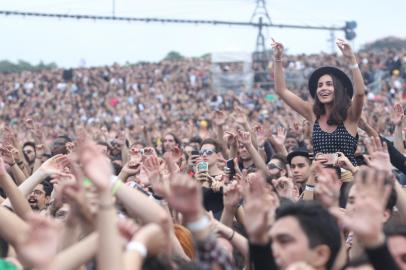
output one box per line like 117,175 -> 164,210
0,0 -> 405,68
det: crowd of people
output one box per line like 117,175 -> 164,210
0,37 -> 405,270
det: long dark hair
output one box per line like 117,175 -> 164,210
312,74 -> 351,125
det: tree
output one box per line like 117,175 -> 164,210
0,60 -> 57,73
163,51 -> 184,61
361,37 -> 406,51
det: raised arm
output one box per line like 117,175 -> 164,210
0,157 -> 32,219
78,140 -> 123,270
271,38 -> 314,122
336,38 -> 365,122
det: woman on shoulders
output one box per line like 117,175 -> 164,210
271,38 -> 365,165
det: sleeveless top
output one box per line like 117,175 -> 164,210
312,121 -> 358,166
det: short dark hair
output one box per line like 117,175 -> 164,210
41,179 -> 54,197
189,136 -> 202,145
270,154 -> 287,170
275,201 -> 341,270
344,255 -> 370,268
200,138 -> 223,153
22,141 -> 37,163
384,224 -> 406,238
313,74 -> 351,126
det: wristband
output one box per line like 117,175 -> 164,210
83,178 -> 93,188
127,241 -> 148,258
349,63 -> 359,70
186,216 -> 210,232
273,58 -> 282,62
305,185 -> 315,192
111,180 -> 123,196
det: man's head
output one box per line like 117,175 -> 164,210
200,138 -> 223,168
163,133 -> 180,152
385,225 -> 406,270
287,150 -> 311,184
237,142 -> 252,162
271,201 -> 341,270
28,180 -> 53,211
51,135 -> 72,156
285,134 -> 299,152
23,141 -> 36,164
268,154 -> 287,179
96,141 -> 110,156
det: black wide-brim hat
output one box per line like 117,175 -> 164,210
308,66 -> 353,99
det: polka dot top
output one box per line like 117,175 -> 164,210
312,121 -> 358,166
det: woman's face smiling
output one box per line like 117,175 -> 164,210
316,74 -> 335,104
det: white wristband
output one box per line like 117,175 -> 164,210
305,185 -> 315,192
186,216 -> 210,232
349,63 -> 359,70
127,241 -> 147,258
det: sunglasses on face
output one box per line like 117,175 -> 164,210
267,163 -> 282,170
199,149 -> 215,156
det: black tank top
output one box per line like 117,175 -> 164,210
312,121 -> 358,166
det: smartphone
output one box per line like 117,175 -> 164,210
226,159 -> 236,180
324,153 -> 339,166
191,150 -> 199,156
196,161 -> 208,173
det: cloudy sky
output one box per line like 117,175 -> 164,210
0,0 -> 404,67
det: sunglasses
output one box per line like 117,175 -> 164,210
199,149 -> 215,156
267,163 -> 282,170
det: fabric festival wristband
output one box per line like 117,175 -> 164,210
349,63 -> 359,70
83,178 -> 93,188
186,216 -> 210,232
127,241 -> 148,258
111,180 -> 123,196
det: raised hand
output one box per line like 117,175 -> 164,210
243,172 -> 277,244
129,146 -> 143,164
38,154 -> 70,177
272,176 -> 295,200
269,127 -> 287,147
0,145 -> 15,166
77,140 -> 112,192
236,129 -> 251,145
143,155 -> 169,197
233,106 -> 248,126
331,168 -> 392,247
364,137 -> 391,174
166,173 -> 203,221
271,38 -> 284,59
223,131 -> 237,147
7,145 -> 23,164
392,103 -> 404,126
336,38 -> 354,59
122,160 -> 141,178
15,214 -> 61,268
223,180 -> 242,210
25,118 -> 35,130
213,110 -> 227,126
314,167 -> 340,209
